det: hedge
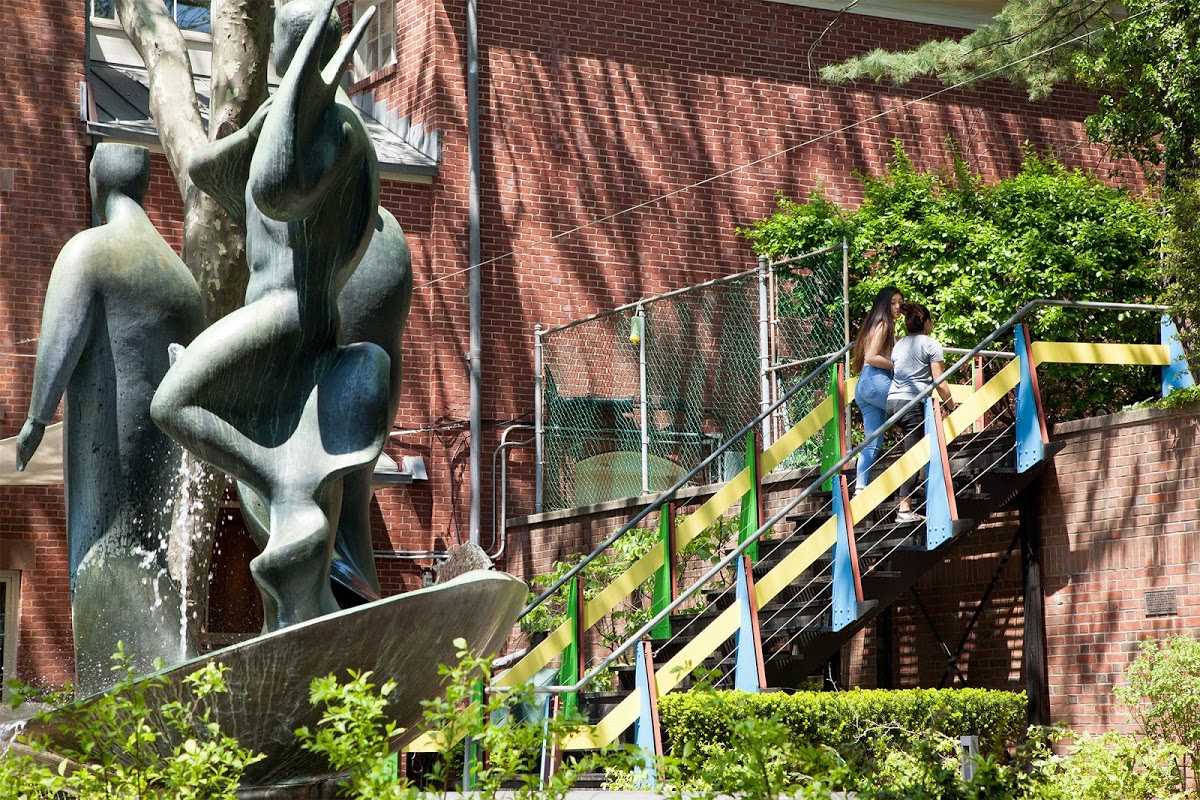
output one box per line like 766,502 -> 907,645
658,688 -> 1027,758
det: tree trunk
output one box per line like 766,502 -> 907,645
114,0 -> 273,654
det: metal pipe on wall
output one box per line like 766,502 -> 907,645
757,255 -> 772,449
534,325 -> 544,513
637,305 -> 649,495
467,0 -> 482,545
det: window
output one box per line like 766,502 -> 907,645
91,0 -> 115,21
90,1 -> 211,34
0,571 -> 18,700
168,1 -> 212,33
353,0 -> 396,80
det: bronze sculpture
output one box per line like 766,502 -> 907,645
16,143 -> 205,694
152,0 -> 392,630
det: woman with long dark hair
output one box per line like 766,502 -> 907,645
851,286 -> 903,494
886,303 -> 957,523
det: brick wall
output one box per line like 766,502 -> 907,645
0,0 -> 1162,690
0,0 -> 88,686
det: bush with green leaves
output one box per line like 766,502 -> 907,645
658,686 -> 1027,762
298,637 -> 639,800
1114,632 -> 1200,788
1033,730 -> 1187,800
0,644 -> 262,800
741,143 -> 1165,420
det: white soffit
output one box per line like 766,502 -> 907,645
772,0 -> 1008,30
0,423 -> 63,486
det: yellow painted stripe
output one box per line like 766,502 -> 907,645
566,603 -> 743,749
494,617 -> 573,687
761,395 -> 834,473
1031,341 -> 1169,367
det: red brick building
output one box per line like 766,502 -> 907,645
0,0 -> 1149,695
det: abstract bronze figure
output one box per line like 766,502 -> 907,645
16,142 -> 204,695
238,207 -> 413,604
152,0 -> 391,630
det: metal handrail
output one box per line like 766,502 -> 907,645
532,298 -> 1171,693
520,339 -> 853,620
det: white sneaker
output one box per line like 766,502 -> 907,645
895,510 -> 925,524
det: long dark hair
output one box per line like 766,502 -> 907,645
851,287 -> 901,373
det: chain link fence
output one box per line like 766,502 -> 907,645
536,244 -> 846,513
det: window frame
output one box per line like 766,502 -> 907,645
352,0 -> 397,81
0,570 -> 19,701
89,0 -> 214,38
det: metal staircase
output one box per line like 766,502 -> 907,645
405,300 -> 1194,762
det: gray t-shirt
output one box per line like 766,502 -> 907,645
887,334 -> 945,403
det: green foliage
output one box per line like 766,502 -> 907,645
0,643 -> 262,799
658,687 -> 1027,763
297,670 -> 411,800
819,0 -> 1117,102
1163,179 -> 1200,359
1034,731 -> 1187,800
742,143 -> 1164,419
1114,633 -> 1200,787
608,687 -> 1035,800
1077,1 -> 1200,183
300,637 -> 632,800
1130,384 -> 1200,412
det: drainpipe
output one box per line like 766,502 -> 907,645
467,0 -> 482,545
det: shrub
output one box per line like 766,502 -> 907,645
0,644 -> 262,800
658,687 -> 1027,760
741,143 -> 1165,421
1033,731 -> 1187,800
1114,632 -> 1200,787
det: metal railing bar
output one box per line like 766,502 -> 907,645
767,243 -> 842,270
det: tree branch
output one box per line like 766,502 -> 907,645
113,0 -> 206,196
208,0 -> 273,144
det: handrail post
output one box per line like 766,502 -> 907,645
820,363 -> 846,491
1161,314 -> 1195,395
1014,324 -> 1048,473
462,679 -> 487,790
534,324 -> 544,513
972,354 -> 985,433
632,641 -> 663,788
831,473 -> 862,631
733,555 -> 767,691
558,574 -> 585,717
925,397 -> 961,550
650,503 -> 675,639
758,255 -> 773,448
638,305 -> 650,495
738,428 -> 763,563
539,695 -> 562,786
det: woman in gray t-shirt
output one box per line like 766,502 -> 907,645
885,303 -> 957,523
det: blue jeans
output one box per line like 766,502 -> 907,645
854,365 -> 892,493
